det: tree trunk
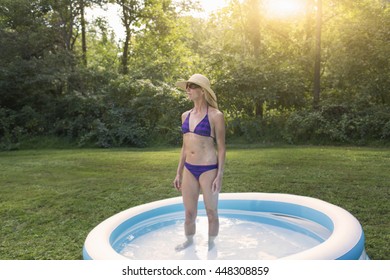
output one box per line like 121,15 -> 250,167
255,100 -> 263,118
122,30 -> 130,74
64,1 -> 74,51
313,0 -> 322,109
247,0 -> 261,58
80,0 -> 87,66
119,0 -> 137,75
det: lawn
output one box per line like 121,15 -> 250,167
0,146 -> 389,259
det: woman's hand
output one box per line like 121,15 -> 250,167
212,175 -> 223,194
173,174 -> 182,191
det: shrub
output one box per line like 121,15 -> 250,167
282,104 -> 390,145
0,107 -> 21,150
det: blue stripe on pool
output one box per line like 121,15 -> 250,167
108,199 -> 364,260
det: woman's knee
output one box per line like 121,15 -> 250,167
185,209 -> 197,224
205,208 -> 218,223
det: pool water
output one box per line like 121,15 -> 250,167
115,210 -> 331,260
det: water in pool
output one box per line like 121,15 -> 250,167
116,210 -> 331,260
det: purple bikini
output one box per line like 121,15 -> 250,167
181,107 -> 218,180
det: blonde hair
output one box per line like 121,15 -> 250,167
204,89 -> 218,109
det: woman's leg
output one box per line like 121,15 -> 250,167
175,167 -> 200,251
199,169 -> 219,250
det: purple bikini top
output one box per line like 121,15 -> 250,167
181,107 -> 213,138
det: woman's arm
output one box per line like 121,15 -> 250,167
173,112 -> 188,191
173,144 -> 186,191
212,111 -> 226,193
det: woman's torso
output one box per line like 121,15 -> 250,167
182,108 -> 217,165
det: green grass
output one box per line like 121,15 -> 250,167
0,146 -> 389,259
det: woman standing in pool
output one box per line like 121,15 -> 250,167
173,74 -> 226,251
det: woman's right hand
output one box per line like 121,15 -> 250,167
173,175 -> 182,191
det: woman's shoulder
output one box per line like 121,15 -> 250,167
182,109 -> 191,117
181,110 -> 191,121
208,107 -> 224,118
208,107 -> 224,126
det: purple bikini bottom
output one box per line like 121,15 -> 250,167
184,162 -> 218,181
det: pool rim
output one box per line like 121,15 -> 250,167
83,192 -> 366,260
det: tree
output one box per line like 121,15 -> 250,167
80,0 -> 88,65
313,0 -> 322,109
0,0 -> 74,109
52,0 -> 108,63
117,0 -> 142,74
127,0 -> 197,81
1,0 -> 389,147
321,0 -> 390,106
246,0 -> 262,58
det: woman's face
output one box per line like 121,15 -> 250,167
186,83 -> 203,101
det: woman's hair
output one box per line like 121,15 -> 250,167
204,89 -> 218,109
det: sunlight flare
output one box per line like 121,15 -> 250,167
263,0 -> 305,18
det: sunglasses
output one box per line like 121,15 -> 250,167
186,83 -> 201,89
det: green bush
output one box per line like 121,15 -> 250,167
226,113 -> 287,143
53,77 -> 188,148
0,107 -> 21,150
282,104 -> 390,145
382,120 -> 390,140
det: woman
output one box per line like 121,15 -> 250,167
173,74 -> 226,251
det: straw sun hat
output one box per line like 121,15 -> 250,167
175,74 -> 218,108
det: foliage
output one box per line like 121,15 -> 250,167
0,0 -> 389,150
283,104 -> 390,145
76,77 -> 189,147
127,0 -> 197,81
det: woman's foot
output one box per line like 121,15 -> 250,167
175,235 -> 194,251
208,235 -> 217,251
